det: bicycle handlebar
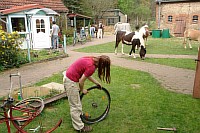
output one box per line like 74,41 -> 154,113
9,72 -> 20,77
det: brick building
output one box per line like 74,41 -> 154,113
156,0 -> 200,37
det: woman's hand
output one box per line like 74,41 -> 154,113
82,89 -> 88,94
96,83 -> 102,90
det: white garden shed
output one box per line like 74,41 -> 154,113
0,4 -> 59,49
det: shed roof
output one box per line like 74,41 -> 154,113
0,4 -> 44,15
26,8 -> 59,15
67,13 -> 91,20
0,0 -> 68,13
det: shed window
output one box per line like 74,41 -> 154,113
36,19 -> 45,33
168,15 -> 173,22
11,17 -> 26,32
192,15 -> 198,23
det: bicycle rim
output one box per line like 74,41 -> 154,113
9,97 -> 44,132
10,97 -> 44,122
80,86 -> 111,124
15,97 -> 44,115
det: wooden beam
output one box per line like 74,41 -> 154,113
193,48 -> 200,98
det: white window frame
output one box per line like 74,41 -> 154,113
8,15 -> 27,34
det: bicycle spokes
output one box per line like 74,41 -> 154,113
80,86 -> 111,124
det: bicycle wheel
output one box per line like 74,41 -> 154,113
80,86 -> 111,124
10,97 -> 44,123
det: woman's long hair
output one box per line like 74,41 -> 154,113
98,55 -> 111,83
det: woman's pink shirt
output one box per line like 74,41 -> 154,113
66,57 -> 96,82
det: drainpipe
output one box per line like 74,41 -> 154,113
158,0 -> 161,29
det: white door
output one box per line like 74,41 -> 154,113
32,16 -> 51,49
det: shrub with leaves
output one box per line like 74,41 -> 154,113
0,26 -> 27,71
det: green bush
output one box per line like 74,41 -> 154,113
0,26 -> 27,70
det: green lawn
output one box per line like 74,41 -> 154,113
125,57 -> 197,70
75,37 -> 199,70
75,37 -> 199,55
1,66 -> 199,133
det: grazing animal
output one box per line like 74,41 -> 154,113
139,45 -> 146,60
115,31 -> 144,58
115,25 -> 148,59
183,29 -> 200,50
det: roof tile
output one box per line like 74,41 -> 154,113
0,0 -> 68,13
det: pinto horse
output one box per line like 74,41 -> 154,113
115,25 -> 148,59
115,31 -> 141,58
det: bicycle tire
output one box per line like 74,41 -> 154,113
10,97 -> 44,122
80,86 -> 111,124
7,97 -> 44,132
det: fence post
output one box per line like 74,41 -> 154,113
63,34 -> 67,54
193,48 -> 200,98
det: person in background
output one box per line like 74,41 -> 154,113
50,21 -> 60,49
97,21 -> 103,39
89,24 -> 95,38
63,55 -> 111,132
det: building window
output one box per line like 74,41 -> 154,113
11,17 -> 26,32
108,18 -> 115,25
192,15 -> 198,23
168,15 -> 173,22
